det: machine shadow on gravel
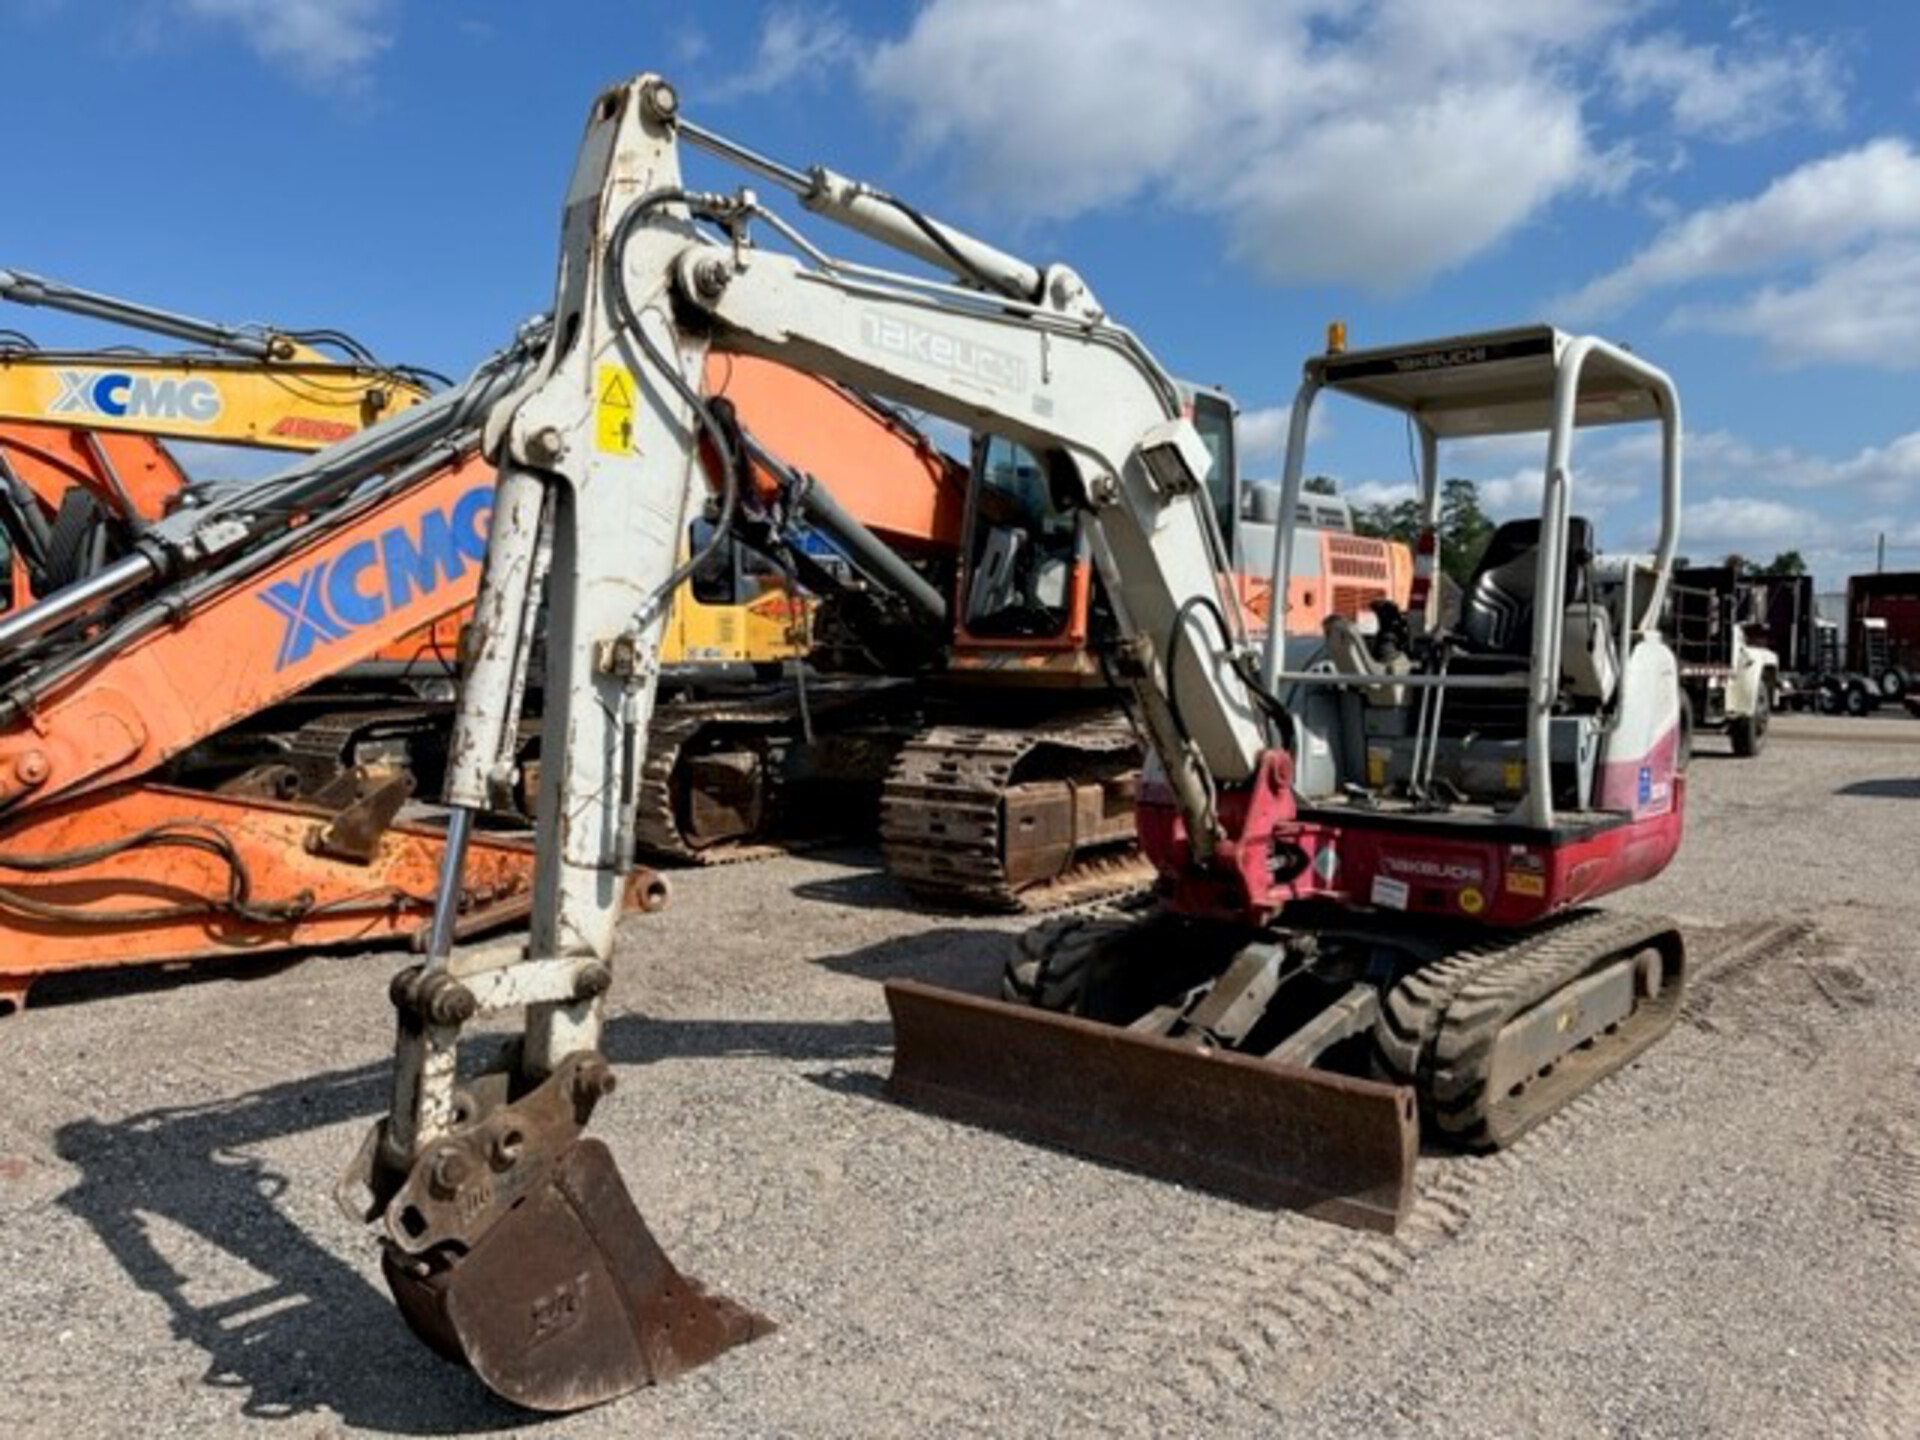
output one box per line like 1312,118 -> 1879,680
1836,777 -> 1920,799
54,1066 -> 503,1434
50,1010 -> 891,1429
22,951 -> 314,1013
812,926 -> 1012,995
788,853 -> 962,916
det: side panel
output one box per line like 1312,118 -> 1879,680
1595,638 -> 1682,818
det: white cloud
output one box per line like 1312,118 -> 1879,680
862,0 -> 1638,290
1827,432 -> 1920,500
1605,30 -> 1845,142
1237,402 -> 1330,469
175,0 -> 392,85
714,4 -> 857,99
1214,80 -> 1597,286
1342,479 -> 1417,510
1238,406 -> 1290,466
1681,495 -> 1821,548
1558,138 -> 1920,318
1664,425 -> 1920,505
1473,457 -> 1644,523
1675,242 -> 1920,369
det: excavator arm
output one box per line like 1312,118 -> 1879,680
0,267 -> 434,449
0,342 -> 551,1011
0,269 -> 439,630
351,72 -> 1291,1412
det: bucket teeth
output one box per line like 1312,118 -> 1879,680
383,1138 -> 772,1413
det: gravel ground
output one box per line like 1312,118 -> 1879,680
1,712 -> 1916,1438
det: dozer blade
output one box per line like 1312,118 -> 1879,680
382,1138 -> 773,1413
885,980 -> 1417,1233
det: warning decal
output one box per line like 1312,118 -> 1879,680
595,362 -> 637,455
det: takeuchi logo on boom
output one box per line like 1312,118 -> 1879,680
259,483 -> 492,670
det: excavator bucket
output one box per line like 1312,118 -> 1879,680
382,1139 -> 772,1413
885,980 -> 1418,1233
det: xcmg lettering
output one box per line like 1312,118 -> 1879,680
260,484 -> 492,670
50,369 -> 223,423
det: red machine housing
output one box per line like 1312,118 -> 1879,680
1138,749 -> 1687,931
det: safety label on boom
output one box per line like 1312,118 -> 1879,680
595,362 -> 637,455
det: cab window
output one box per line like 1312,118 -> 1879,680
963,435 -> 1076,638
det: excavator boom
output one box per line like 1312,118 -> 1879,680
0,338 -> 553,1010
0,265 -> 435,448
0,348 -> 429,450
351,73 -> 1410,1409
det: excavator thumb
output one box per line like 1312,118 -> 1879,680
343,1053 -> 772,1413
382,1139 -> 771,1412
885,980 -> 1417,1233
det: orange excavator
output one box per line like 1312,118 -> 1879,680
642,360 -> 1412,910
0,268 -> 810,721
0,330 -> 554,1012
0,290 -> 930,1008
0,266 -> 1092,1006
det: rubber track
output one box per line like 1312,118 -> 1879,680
879,715 -> 1150,913
1405,909 -> 1686,1149
1000,895 -> 1162,1009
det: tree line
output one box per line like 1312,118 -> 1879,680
1306,475 -> 1806,583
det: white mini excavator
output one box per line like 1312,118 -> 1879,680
296,75 -> 1691,1412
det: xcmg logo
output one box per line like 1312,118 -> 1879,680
260,484 -> 492,670
50,369 -> 224,423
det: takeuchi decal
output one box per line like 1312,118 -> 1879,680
1377,852 -> 1486,886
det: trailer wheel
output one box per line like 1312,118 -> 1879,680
1844,681 -> 1874,717
1878,667 -> 1909,701
1817,681 -> 1844,715
1730,684 -> 1770,756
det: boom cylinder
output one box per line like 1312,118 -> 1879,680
0,267 -> 279,360
676,120 -> 1043,301
742,435 -> 948,624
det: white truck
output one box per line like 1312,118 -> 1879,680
1668,564 -> 1779,758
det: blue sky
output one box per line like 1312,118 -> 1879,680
5,0 -> 1917,585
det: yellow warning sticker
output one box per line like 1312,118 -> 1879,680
1502,759 -> 1525,792
595,362 -> 637,455
1458,886 -> 1485,915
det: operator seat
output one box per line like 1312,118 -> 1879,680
1444,516 -> 1615,735
965,525 -> 1027,627
1459,517 -> 1596,657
